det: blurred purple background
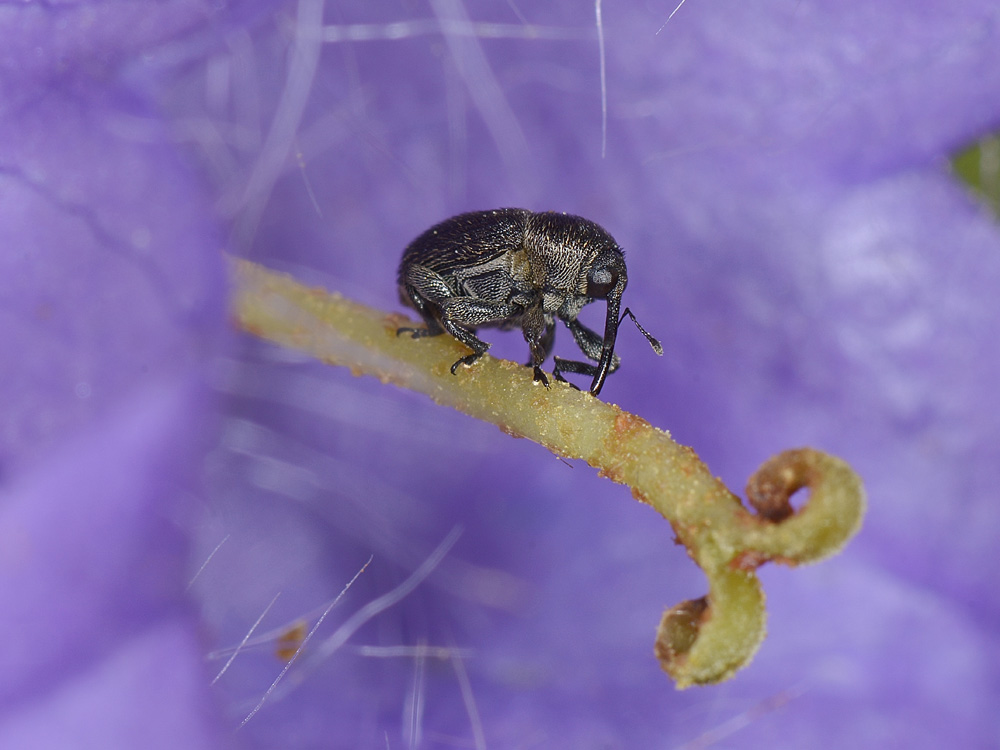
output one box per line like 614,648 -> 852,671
3,1 -> 1000,748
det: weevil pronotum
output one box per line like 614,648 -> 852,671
397,208 -> 662,395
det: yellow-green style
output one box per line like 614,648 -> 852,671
230,257 -> 865,688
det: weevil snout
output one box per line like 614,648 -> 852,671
588,256 -> 662,395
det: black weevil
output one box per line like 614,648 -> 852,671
397,208 -> 662,396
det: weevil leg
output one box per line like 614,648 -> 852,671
550,361 -> 581,390
552,318 -> 621,384
450,350 -> 486,373
402,264 -> 454,303
531,366 -> 550,387
522,317 -> 555,365
437,297 -> 521,375
566,318 -> 619,369
397,265 -> 455,337
552,357 -> 600,378
398,285 -> 444,338
397,325 -> 441,339
520,309 -> 555,388
436,315 -> 490,374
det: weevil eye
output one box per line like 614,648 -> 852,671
586,266 -> 619,299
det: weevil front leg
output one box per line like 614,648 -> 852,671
553,318 -> 620,382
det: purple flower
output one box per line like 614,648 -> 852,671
4,1 -> 1000,748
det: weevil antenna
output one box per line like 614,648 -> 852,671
620,308 -> 663,355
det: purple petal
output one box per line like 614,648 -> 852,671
1,3 -> 229,743
190,1 -> 1000,746
0,383 -> 224,748
8,0 -> 1000,747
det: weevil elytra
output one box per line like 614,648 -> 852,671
397,208 -> 662,396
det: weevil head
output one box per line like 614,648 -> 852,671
585,248 -> 627,302
527,211 -> 633,395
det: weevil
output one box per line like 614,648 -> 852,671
397,208 -> 662,396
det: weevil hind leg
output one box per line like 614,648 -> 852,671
437,316 -> 490,374
398,317 -> 443,339
450,350 -> 486,374
398,265 -> 454,337
397,286 -> 445,338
